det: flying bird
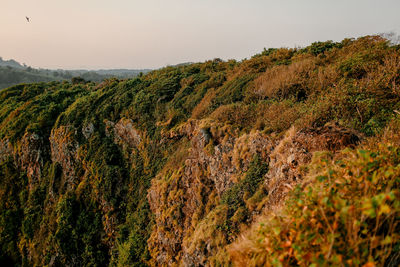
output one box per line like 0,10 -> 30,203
26,16 -> 30,22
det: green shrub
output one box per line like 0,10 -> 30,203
221,155 -> 268,233
230,147 -> 400,266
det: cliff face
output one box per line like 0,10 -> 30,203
263,123 -> 361,208
0,36 -> 399,266
147,121 -> 361,266
148,121 -> 273,265
1,118 -> 361,266
50,126 -> 79,185
0,139 -> 12,164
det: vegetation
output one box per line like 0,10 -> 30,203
0,35 -> 399,266
0,57 -> 150,90
230,123 -> 400,266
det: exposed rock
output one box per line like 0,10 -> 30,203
82,122 -> 94,139
199,127 -> 211,144
1,133 -> 48,185
160,119 -> 199,143
114,118 -> 141,147
295,121 -> 361,152
264,123 -> 361,208
0,139 -> 13,164
105,118 -> 142,149
149,121 -> 361,266
50,126 -> 79,186
18,133 -> 47,187
148,121 -> 273,266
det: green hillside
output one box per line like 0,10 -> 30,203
0,36 -> 399,266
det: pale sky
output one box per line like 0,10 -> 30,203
1,0 -> 399,69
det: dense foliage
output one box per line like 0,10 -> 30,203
0,36 -> 399,266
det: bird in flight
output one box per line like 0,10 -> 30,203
26,16 -> 30,22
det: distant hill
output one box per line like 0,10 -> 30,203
89,69 -> 150,77
0,66 -> 56,89
0,58 -> 151,89
0,57 -> 25,69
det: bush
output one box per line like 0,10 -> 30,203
230,147 -> 400,266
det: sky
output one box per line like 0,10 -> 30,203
1,0 -> 400,70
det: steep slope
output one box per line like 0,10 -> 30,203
0,36 -> 399,266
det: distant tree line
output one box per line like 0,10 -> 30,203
0,57 -> 151,90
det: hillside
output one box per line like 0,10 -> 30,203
0,35 -> 399,266
0,57 -> 25,69
0,57 -> 150,90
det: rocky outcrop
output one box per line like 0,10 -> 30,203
0,139 -> 13,164
82,122 -> 94,139
264,122 -> 361,208
1,133 -> 48,189
160,119 -> 199,142
50,126 -> 79,186
148,121 -> 361,266
18,133 -> 47,186
148,121 -> 273,266
106,118 -> 142,149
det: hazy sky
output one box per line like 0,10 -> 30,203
1,0 -> 400,69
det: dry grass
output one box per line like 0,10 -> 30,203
191,89 -> 217,119
228,136 -> 400,266
252,58 -> 316,100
